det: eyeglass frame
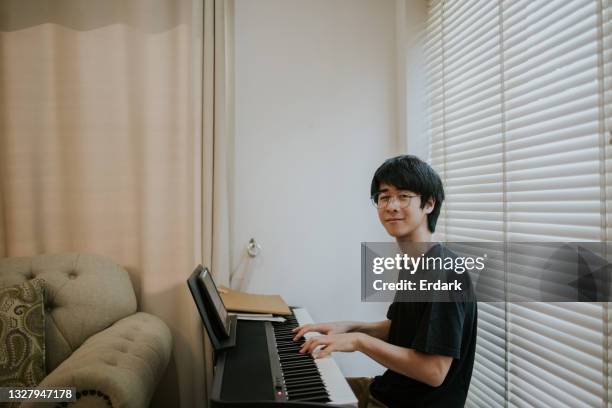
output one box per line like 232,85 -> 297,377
371,191 -> 421,209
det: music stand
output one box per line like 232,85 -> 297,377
187,265 -> 237,351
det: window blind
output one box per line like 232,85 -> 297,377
423,0 -> 611,406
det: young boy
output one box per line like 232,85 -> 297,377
292,155 -> 477,408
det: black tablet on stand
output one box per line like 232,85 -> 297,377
187,265 -> 237,351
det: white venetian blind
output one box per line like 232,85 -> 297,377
605,1 -> 612,403
423,0 -> 611,407
425,1 -> 506,406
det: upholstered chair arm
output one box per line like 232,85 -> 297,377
23,312 -> 172,408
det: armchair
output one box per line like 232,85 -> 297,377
0,252 -> 172,408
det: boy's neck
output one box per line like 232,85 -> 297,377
396,223 -> 432,243
396,224 -> 434,257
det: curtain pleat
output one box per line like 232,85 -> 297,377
0,1 -> 234,406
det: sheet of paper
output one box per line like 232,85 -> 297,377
231,314 -> 286,323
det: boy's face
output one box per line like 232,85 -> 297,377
375,183 -> 434,241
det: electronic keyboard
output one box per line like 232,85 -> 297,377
210,308 -> 358,407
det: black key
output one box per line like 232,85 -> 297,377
284,378 -> 325,387
287,390 -> 329,400
283,369 -> 320,379
280,360 -> 317,369
287,387 -> 326,395
292,396 -> 331,403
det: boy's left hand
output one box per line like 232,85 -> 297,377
299,333 -> 365,358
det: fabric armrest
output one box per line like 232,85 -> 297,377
22,312 -> 172,408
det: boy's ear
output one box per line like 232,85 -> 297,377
424,197 -> 435,214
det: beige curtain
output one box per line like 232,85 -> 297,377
202,0 -> 234,401
0,0 -> 233,407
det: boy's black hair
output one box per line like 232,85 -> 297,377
370,155 -> 445,233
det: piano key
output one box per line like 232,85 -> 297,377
279,354 -> 312,361
285,379 -> 326,388
277,340 -> 302,345
277,344 -> 303,350
284,378 -> 325,386
286,383 -> 326,392
277,347 -> 303,353
292,395 -> 331,403
287,388 -> 327,396
282,362 -> 316,368
283,369 -> 321,379
285,381 -> 327,391
291,308 -> 358,407
287,386 -> 327,394
286,386 -> 329,397
286,384 -> 328,393
285,383 -> 326,391
282,365 -> 319,373
281,364 -> 318,373
283,365 -> 319,372
287,389 -> 329,398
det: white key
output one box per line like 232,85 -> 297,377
293,308 -> 358,407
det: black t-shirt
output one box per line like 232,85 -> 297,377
370,245 -> 478,408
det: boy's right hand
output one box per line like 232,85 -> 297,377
292,321 -> 354,341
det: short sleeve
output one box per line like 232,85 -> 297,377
411,301 -> 466,359
386,302 -> 397,319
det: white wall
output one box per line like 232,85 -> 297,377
232,0 -> 402,376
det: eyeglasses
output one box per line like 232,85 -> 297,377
371,192 -> 420,209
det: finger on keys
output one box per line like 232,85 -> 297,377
315,345 -> 332,359
300,338 -> 315,353
305,336 -> 328,354
292,325 -> 308,341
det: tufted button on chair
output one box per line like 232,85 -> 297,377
0,253 -> 172,408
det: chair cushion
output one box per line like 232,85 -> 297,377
0,253 -> 137,371
0,279 -> 45,387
